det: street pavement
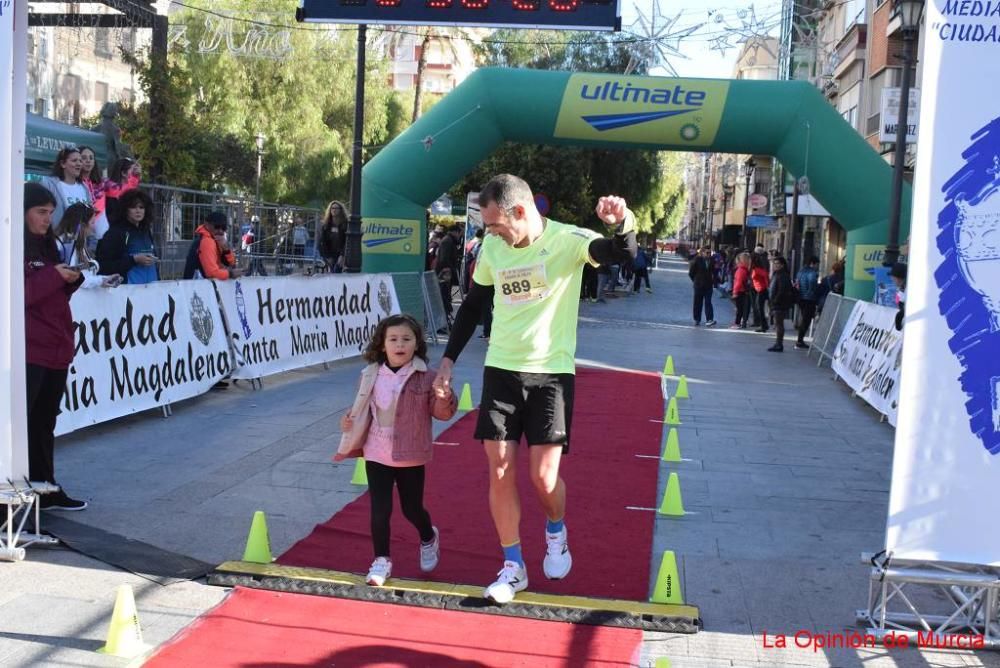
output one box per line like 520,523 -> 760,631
1,255 -> 997,668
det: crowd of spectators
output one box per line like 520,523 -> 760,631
687,244 -> 847,352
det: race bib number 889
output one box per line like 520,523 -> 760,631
497,264 -> 549,305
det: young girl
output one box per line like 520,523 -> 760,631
54,202 -> 121,289
336,314 -> 457,586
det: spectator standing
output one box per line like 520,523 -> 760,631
54,202 -> 121,289
817,259 -> 845,314
434,225 -> 463,330
184,211 -> 244,280
96,189 -> 159,285
581,263 -> 598,303
426,225 -> 445,272
22,183 -> 88,510
794,256 -> 820,349
632,246 -> 652,294
39,147 -> 93,231
891,263 -> 907,331
767,256 -> 796,352
292,216 -> 309,257
688,246 -> 716,326
730,252 -> 751,328
750,252 -> 770,332
78,146 -> 104,216
102,158 -> 142,225
319,200 -> 348,273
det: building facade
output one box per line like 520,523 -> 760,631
26,1 -> 168,125
386,30 -> 479,96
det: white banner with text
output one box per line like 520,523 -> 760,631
216,274 -> 399,379
55,281 -> 232,436
887,1 -> 1000,566
831,300 -> 902,426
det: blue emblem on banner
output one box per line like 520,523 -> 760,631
937,117 -> 1000,454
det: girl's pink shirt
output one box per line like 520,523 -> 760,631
362,363 -> 424,467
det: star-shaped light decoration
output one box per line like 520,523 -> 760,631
624,0 -> 704,77
719,3 -> 781,65
709,34 -> 734,57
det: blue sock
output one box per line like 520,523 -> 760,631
546,517 -> 565,535
502,542 -> 524,567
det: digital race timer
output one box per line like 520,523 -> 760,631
296,0 -> 621,31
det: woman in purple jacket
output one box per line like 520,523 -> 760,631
23,183 -> 88,510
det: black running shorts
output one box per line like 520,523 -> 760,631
474,366 -> 575,451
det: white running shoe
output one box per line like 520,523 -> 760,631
366,557 -> 392,586
543,526 -> 573,579
484,560 -> 529,603
420,526 -> 440,572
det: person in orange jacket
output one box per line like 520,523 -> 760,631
183,211 -> 244,280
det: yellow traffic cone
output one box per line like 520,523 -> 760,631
662,355 -> 675,376
242,510 -> 273,563
657,472 -> 685,516
661,428 -> 682,462
675,375 -> 689,399
351,457 -> 368,486
97,585 -> 149,658
650,550 -> 684,605
458,383 -> 474,411
663,397 -> 681,425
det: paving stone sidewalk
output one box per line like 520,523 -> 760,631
0,255 -> 996,668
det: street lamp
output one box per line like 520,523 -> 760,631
344,25 -> 368,274
884,0 -> 924,267
741,157 -> 756,249
255,133 -> 265,213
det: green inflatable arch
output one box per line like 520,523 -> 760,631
361,67 -> 910,298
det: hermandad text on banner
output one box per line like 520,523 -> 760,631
55,281 -> 231,435
831,300 -> 902,426
216,274 -> 399,380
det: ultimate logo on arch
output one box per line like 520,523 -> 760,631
554,74 -> 729,147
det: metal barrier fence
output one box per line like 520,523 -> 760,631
808,293 -> 860,367
388,272 -> 450,345
146,184 -> 324,280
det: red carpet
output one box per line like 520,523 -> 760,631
146,587 -> 643,667
279,367 -> 663,601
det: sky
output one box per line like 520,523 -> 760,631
621,0 -> 785,79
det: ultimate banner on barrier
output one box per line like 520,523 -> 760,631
216,274 -> 399,380
831,301 -> 902,426
888,1 -> 1000,566
55,281 -> 232,436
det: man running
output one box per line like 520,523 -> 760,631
432,174 -> 637,603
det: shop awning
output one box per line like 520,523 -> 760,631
785,194 -> 831,217
24,113 -> 109,175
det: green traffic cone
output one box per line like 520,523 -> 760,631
351,457 -> 368,485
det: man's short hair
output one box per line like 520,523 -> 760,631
479,174 -> 534,212
207,211 -> 228,229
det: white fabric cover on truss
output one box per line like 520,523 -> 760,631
887,3 -> 1000,567
1,0 -> 29,488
